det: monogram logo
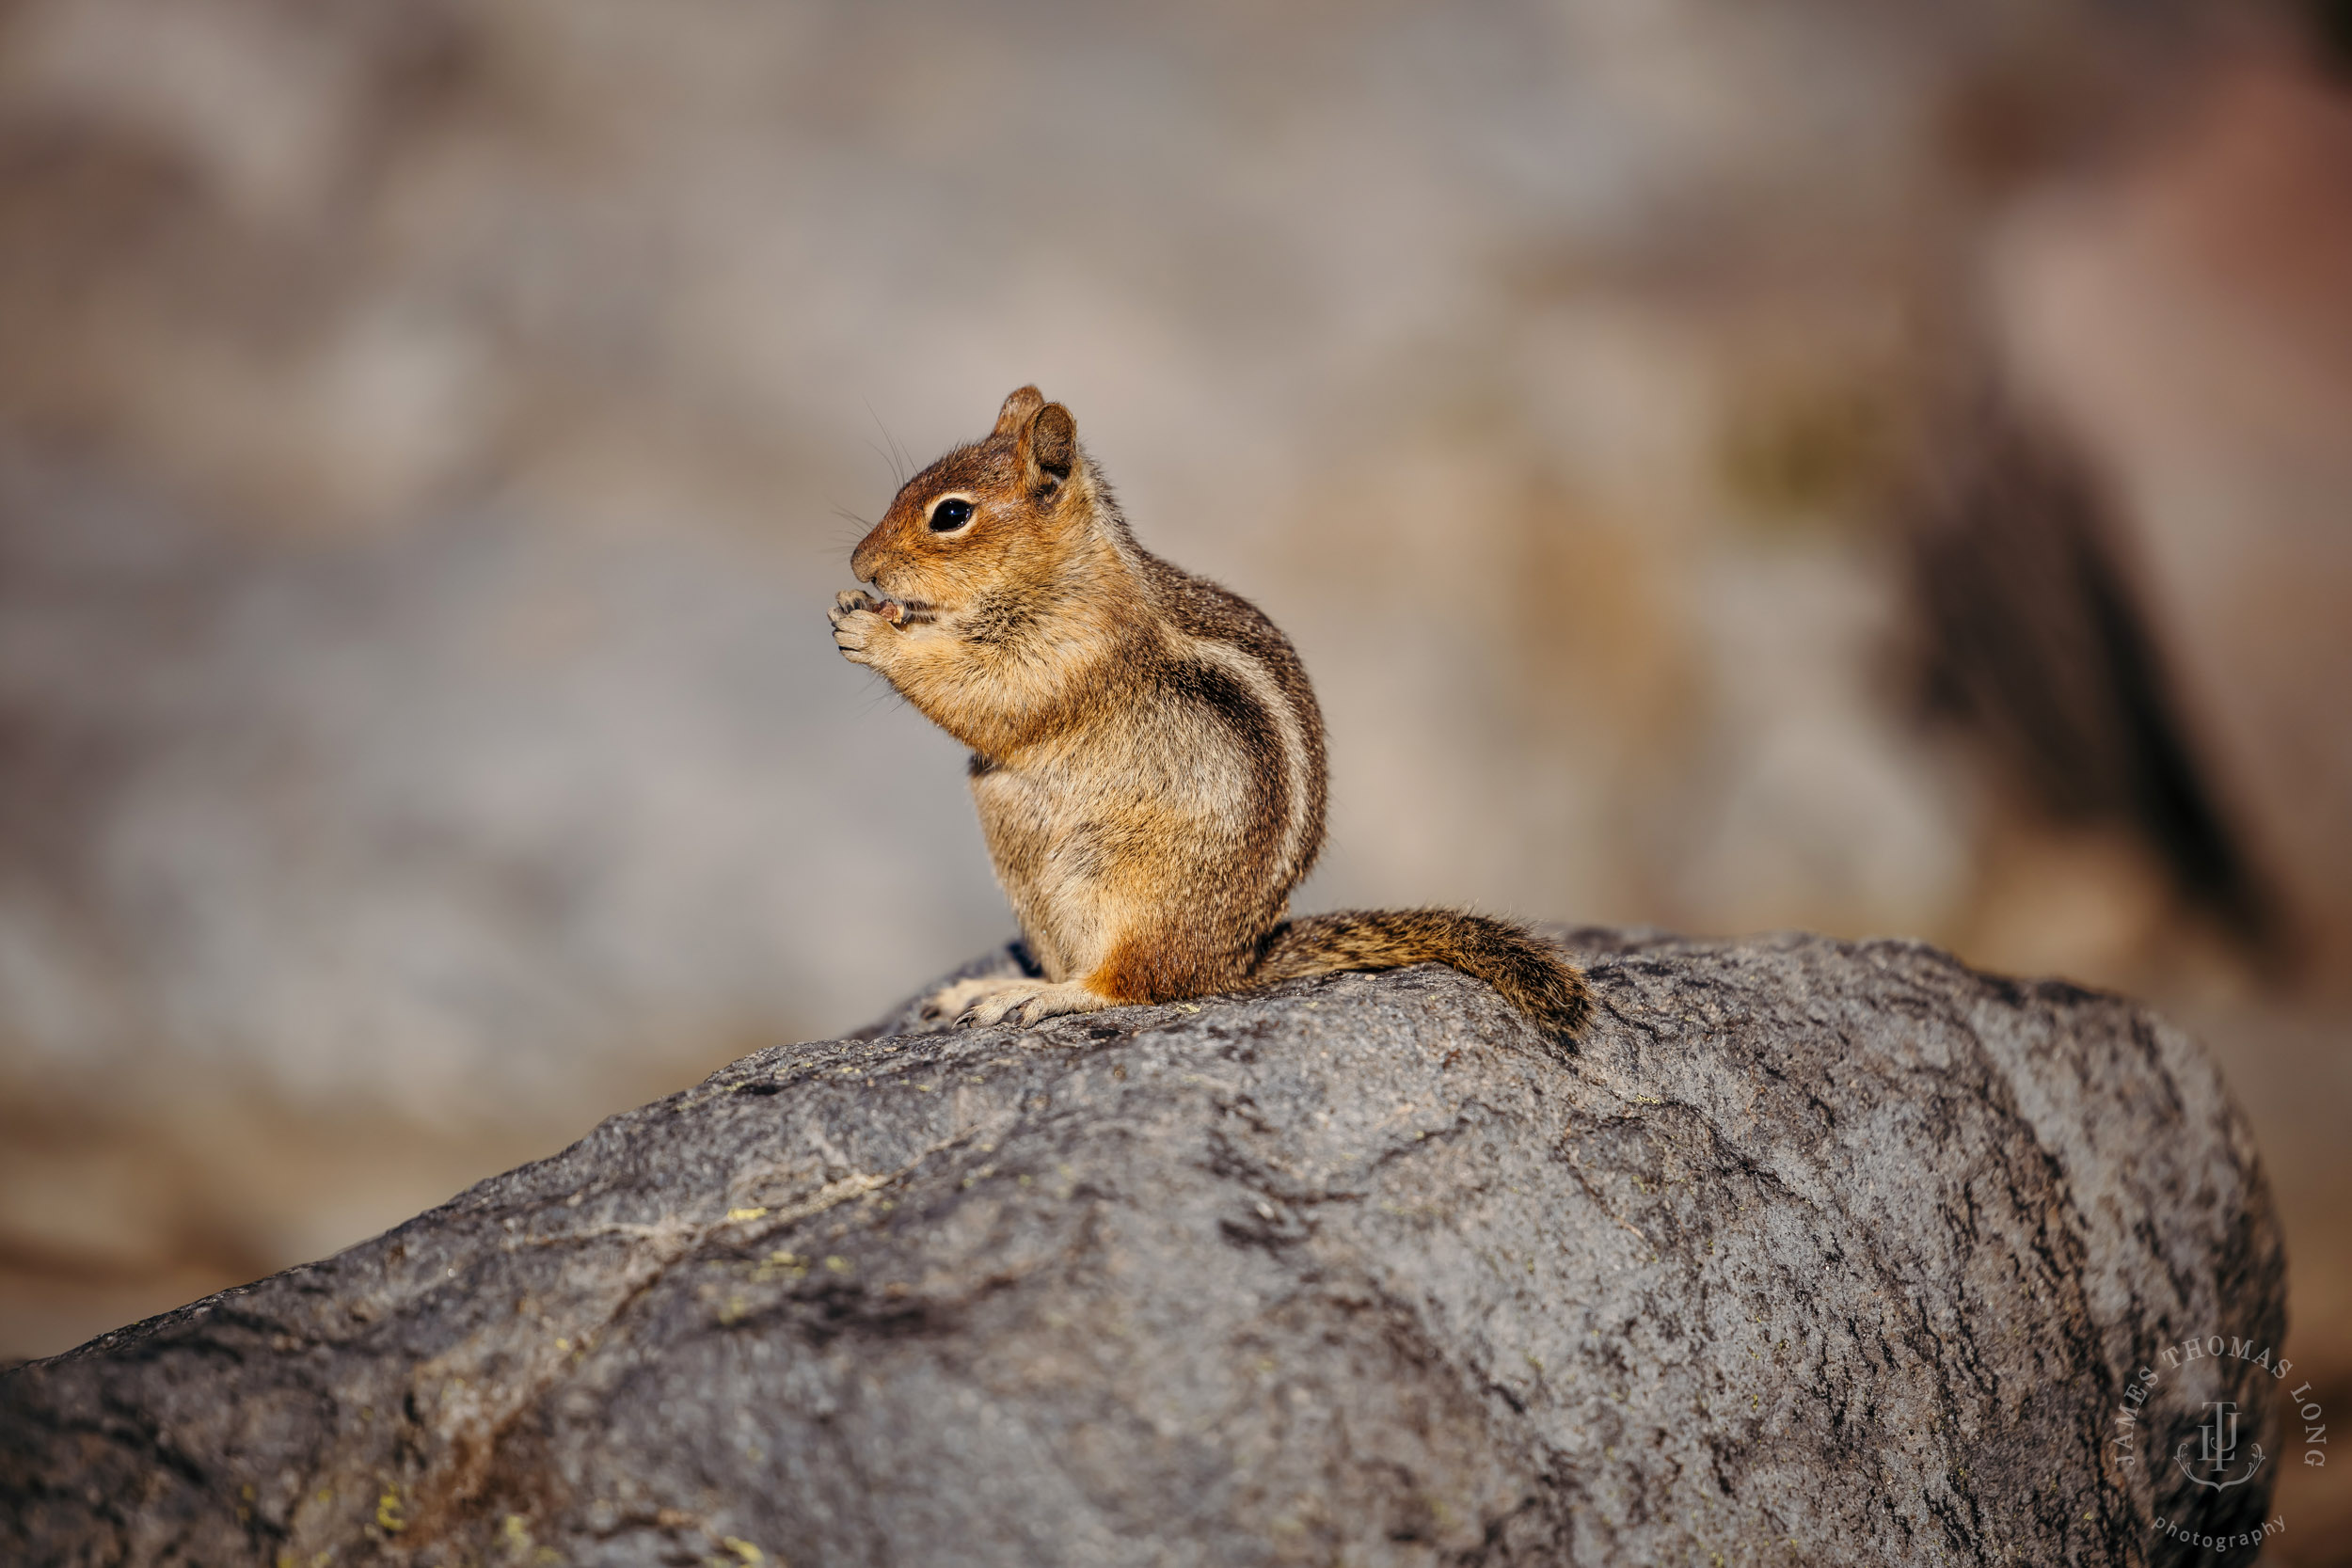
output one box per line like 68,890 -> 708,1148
2174,1399 -> 2265,1491
2116,1328 -> 2329,1557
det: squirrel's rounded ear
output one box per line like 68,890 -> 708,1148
1018,402 -> 1077,489
993,386 -> 1046,437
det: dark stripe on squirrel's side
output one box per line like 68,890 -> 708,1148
1253,909 -> 1591,1041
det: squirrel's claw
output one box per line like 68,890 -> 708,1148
920,974 -> 1019,1027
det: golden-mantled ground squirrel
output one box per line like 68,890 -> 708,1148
831,387 -> 1589,1040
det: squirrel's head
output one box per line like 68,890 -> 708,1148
850,387 -> 1118,622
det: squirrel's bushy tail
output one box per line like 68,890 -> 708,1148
1252,909 -> 1590,1041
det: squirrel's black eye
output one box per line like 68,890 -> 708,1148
929,498 -> 974,532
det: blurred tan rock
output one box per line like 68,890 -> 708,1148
1997,60 -> 2352,985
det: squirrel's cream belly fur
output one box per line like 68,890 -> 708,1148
830,386 -> 1589,1040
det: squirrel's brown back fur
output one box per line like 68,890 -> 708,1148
831,386 -> 1587,1042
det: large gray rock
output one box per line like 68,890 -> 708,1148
1,929 -> 2286,1565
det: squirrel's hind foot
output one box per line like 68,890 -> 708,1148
920,975 -> 1116,1030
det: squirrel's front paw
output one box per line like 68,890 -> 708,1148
829,590 -> 895,666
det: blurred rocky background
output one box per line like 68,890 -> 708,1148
0,0 -> 2346,1554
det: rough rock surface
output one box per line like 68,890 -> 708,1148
1,929 -> 2286,1566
